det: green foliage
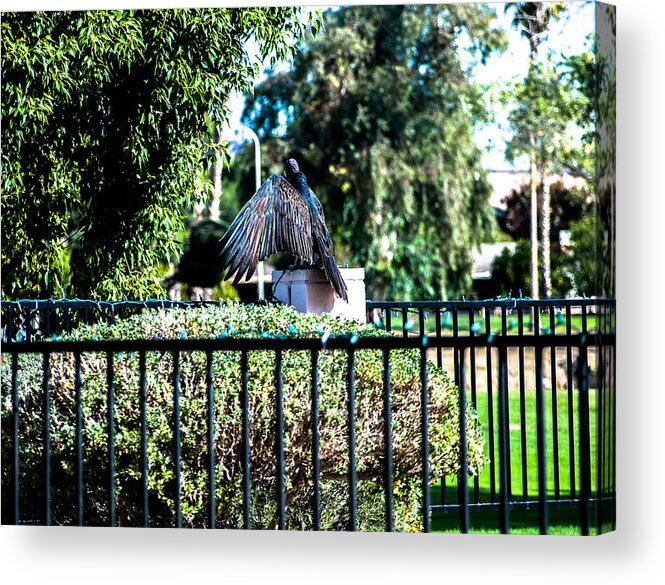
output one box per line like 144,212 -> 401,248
504,2 -> 566,59
559,42 -> 597,179
488,240 -> 532,298
168,219 -> 228,290
241,5 -> 507,300
487,239 -> 573,299
499,180 -> 588,242
1,8 -> 321,300
1,302 -> 485,530
567,214 -> 597,296
504,63 -> 573,169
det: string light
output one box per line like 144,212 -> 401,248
2,295 -> 605,347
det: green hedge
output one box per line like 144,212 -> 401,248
1,302 -> 485,530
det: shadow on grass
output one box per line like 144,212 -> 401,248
429,485 -> 596,536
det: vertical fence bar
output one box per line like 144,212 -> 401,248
385,308 -> 392,333
458,347 -> 468,533
311,350 -> 321,531
8,305 -> 15,340
435,309 -> 443,368
566,306 -> 576,499
74,352 -> 83,526
11,352 -> 19,525
106,351 -> 116,527
485,306 -> 496,503
241,350 -> 251,529
42,352 -> 51,526
347,349 -> 357,531
601,300 -> 615,531
452,309 -> 460,386
500,305 -> 512,497
206,349 -> 216,529
549,307 -> 560,500
275,349 -> 286,530
498,345 -> 510,534
596,328 -> 605,533
438,308 -> 447,506
518,308 -> 528,502
401,308 -> 408,338
534,310 -> 548,534
420,344 -> 431,533
173,351 -> 182,528
468,310 -> 480,505
579,306 -> 591,535
27,309 -> 33,341
383,349 -> 394,532
139,350 -> 148,528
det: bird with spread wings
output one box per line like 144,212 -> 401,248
219,158 -> 348,301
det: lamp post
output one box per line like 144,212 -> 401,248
224,125 -> 265,301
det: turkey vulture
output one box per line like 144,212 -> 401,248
219,158 -> 348,301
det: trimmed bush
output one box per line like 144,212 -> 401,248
1,302 -> 485,530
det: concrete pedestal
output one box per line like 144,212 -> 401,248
272,268 -> 366,323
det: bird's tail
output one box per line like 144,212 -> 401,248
322,253 -> 349,302
311,225 -> 348,301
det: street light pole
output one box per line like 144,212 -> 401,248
225,125 -> 265,301
239,126 -> 265,301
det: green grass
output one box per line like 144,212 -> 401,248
380,310 -> 605,337
429,383 -> 614,535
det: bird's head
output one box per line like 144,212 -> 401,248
284,158 -> 301,179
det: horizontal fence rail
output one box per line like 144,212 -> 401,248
1,299 -> 222,342
1,297 -> 615,533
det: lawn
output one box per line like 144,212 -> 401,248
379,308 -> 606,337
426,349 -> 614,535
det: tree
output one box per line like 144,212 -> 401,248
504,2 -> 565,298
566,214 -> 596,296
241,4 -> 506,300
1,8 -> 320,300
499,179 -> 588,243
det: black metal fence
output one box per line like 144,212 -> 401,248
0,297 -> 615,534
366,298 -> 616,534
1,298 -> 221,343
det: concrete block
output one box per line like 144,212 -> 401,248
272,268 -> 366,323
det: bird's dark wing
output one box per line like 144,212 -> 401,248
310,192 -> 348,302
219,174 -> 314,284
309,188 -> 325,222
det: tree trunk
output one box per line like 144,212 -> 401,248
209,127 -> 223,222
529,133 -> 540,299
539,171 -> 552,298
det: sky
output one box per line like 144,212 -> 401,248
470,1 -> 595,169
1,1 -> 596,170
226,1 -> 596,171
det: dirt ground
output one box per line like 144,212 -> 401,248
426,346 -> 606,394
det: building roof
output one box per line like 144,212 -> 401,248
486,170 -> 588,211
472,242 -> 517,280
